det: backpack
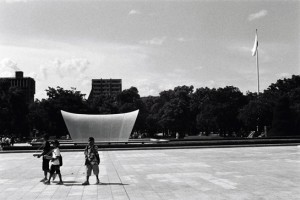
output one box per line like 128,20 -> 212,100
58,155 -> 63,166
96,154 -> 100,165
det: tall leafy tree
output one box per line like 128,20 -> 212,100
8,87 -> 30,137
0,84 -> 12,135
27,99 -> 50,137
43,87 -> 88,137
142,96 -> 162,137
158,85 -> 193,137
117,87 -> 146,133
269,96 -> 295,137
88,95 -> 118,114
192,86 -> 246,136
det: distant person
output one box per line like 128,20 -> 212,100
82,137 -> 100,185
5,137 -> 10,146
37,134 -> 51,182
0,137 -> 3,150
176,132 -> 179,139
10,137 -> 15,146
44,140 -> 63,185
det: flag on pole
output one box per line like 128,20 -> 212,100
251,29 -> 258,56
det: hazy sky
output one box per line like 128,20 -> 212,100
0,0 -> 299,100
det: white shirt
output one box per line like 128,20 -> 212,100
51,148 -> 61,165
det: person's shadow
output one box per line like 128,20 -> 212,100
61,181 -> 129,186
100,182 -> 129,186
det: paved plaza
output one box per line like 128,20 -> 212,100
0,146 -> 299,200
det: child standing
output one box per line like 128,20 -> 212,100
82,137 -> 100,185
37,134 -> 51,182
44,140 -> 63,185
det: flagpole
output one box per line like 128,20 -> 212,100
256,43 -> 260,95
253,29 -> 260,133
256,29 -> 260,95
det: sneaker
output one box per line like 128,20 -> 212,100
44,181 -> 50,185
82,181 -> 89,185
52,173 -> 57,182
40,178 -> 47,182
57,181 -> 63,185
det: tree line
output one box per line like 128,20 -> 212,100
0,75 -> 299,139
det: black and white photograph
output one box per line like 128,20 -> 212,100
0,0 -> 299,199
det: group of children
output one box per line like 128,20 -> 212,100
37,135 -> 63,185
37,135 -> 100,185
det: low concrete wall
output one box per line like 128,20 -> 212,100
2,137 -> 300,152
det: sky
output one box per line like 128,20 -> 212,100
0,0 -> 299,100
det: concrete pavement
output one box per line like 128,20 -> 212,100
0,146 -> 299,200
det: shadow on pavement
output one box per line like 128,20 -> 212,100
100,182 -> 129,186
62,181 -> 129,186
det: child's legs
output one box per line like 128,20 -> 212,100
48,165 -> 56,181
86,165 -> 92,176
92,165 -> 99,178
42,159 -> 50,178
55,166 -> 62,181
85,165 -> 93,181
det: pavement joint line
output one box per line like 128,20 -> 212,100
108,151 -> 131,200
106,152 -> 115,200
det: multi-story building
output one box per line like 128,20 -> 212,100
88,78 -> 122,100
0,71 -> 35,103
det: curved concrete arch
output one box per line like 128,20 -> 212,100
61,110 -> 139,143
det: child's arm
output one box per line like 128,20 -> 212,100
51,149 -> 59,161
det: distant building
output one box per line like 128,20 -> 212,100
0,71 -> 35,103
88,78 -> 122,100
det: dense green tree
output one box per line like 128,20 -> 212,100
117,87 -> 140,112
0,85 -> 12,135
8,87 -> 30,137
289,88 -> 300,133
116,87 -> 147,134
27,99 -> 50,137
158,85 -> 193,137
88,95 -> 118,114
191,86 -> 246,136
142,96 -> 162,137
214,86 -> 247,136
238,94 -> 274,134
269,96 -> 295,137
263,75 -> 300,136
41,87 -> 88,137
2,74 -> 299,139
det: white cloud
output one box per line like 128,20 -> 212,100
38,58 -> 90,81
176,37 -> 192,42
139,37 -> 167,46
128,9 -> 141,15
27,71 -> 37,79
0,71 -> 14,77
248,10 -> 268,21
40,65 -> 48,80
0,58 -> 20,77
52,58 -> 90,79
0,58 -> 20,71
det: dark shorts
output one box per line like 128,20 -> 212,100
50,165 -> 61,174
42,158 -> 50,171
86,164 -> 99,176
